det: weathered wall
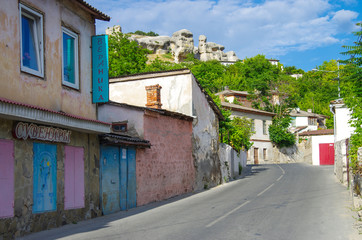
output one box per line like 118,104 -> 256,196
271,144 -> 304,164
219,143 -> 246,183
110,73 -> 193,116
334,139 -> 349,185
0,118 -> 101,239
191,76 -> 221,190
137,112 -> 194,206
0,0 -> 97,119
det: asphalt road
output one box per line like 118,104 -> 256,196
19,163 -> 359,240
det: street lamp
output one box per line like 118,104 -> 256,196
312,61 -> 340,97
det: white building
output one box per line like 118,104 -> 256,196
289,108 -> 327,133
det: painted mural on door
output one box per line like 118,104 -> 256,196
33,143 -> 57,213
100,146 -> 137,215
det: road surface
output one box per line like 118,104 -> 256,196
19,163 -> 359,240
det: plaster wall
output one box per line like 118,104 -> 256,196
98,104 -> 144,138
0,118 -> 101,238
110,74 -> 193,116
230,111 -> 272,141
334,139 -> 349,185
136,112 -> 194,206
191,76 -> 221,190
0,0 -> 97,119
311,135 -> 334,165
248,141 -> 274,164
219,143 -> 246,182
335,107 -> 355,142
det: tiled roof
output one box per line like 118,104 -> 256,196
75,0 -> 110,21
100,134 -> 151,148
215,90 -> 249,96
298,129 -> 334,136
221,102 -> 276,117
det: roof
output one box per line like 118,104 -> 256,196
221,102 -> 276,117
298,129 -> 334,136
289,108 -> 327,119
330,98 -> 344,105
0,97 -> 111,133
105,101 -> 194,121
215,89 -> 249,97
100,133 -> 151,148
75,0 -> 110,21
109,69 -> 225,121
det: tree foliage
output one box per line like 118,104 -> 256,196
128,30 -> 159,36
268,115 -> 296,148
340,22 -> 362,174
108,32 -> 152,77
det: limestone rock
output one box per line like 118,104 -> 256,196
106,25 -> 122,35
170,29 -> 194,63
130,36 -> 171,54
198,35 -> 238,62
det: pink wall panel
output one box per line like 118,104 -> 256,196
137,114 -> 194,206
0,139 -> 14,218
64,146 -> 84,209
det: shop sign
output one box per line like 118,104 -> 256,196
92,34 -> 109,103
14,122 -> 71,143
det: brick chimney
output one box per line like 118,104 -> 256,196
145,84 -> 162,109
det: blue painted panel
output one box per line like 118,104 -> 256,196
33,143 -> 57,213
92,35 -> 109,103
127,148 -> 137,209
119,148 -> 128,211
100,146 -> 120,215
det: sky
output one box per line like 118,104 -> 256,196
86,0 -> 362,71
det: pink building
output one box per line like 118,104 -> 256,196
98,101 -> 195,209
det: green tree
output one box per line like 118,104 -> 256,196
108,32 -> 152,77
340,22 -> 362,174
268,115 -> 296,148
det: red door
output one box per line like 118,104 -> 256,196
319,143 -> 334,165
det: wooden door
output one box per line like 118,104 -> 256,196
254,148 -> 259,165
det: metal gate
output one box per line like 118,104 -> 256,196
319,143 -> 334,165
100,146 -> 136,215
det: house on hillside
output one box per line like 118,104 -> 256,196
0,0 -> 110,238
97,101 -> 195,210
330,99 -> 355,184
215,90 -> 275,164
289,108 -> 328,133
108,69 -> 224,190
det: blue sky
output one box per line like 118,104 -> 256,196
87,0 -> 362,71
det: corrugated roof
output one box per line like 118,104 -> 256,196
75,0 -> 110,21
0,97 -> 110,126
299,129 -> 334,136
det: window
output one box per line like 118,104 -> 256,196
263,148 -> 267,160
308,117 -> 317,126
20,4 -> 44,77
112,122 -> 127,133
291,117 -> 296,127
62,27 -> 79,89
262,120 -> 267,135
251,119 -> 255,132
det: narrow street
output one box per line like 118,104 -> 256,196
19,163 -> 358,240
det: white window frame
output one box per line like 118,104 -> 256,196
19,3 -> 44,77
62,27 -> 79,89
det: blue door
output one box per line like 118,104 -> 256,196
100,146 -> 137,215
33,143 -> 57,213
100,146 -> 120,215
127,148 -> 137,209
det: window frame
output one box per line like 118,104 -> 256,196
19,3 -> 44,78
262,120 -> 267,135
61,27 -> 79,89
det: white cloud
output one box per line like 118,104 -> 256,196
90,0 -> 360,60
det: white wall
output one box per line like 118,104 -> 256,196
98,104 -> 144,138
219,143 -> 247,182
110,74 -> 193,116
311,135 -> 334,165
335,107 -> 355,142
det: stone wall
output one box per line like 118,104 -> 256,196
219,143 -> 247,183
271,142 -> 306,164
334,139 -> 349,185
0,119 -> 101,239
136,112 -> 194,206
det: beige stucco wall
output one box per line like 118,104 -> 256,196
0,0 -> 97,119
110,74 -> 193,116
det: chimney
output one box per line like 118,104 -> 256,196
307,109 -> 312,113
145,84 -> 162,109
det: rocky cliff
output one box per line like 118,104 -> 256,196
106,26 -> 239,63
